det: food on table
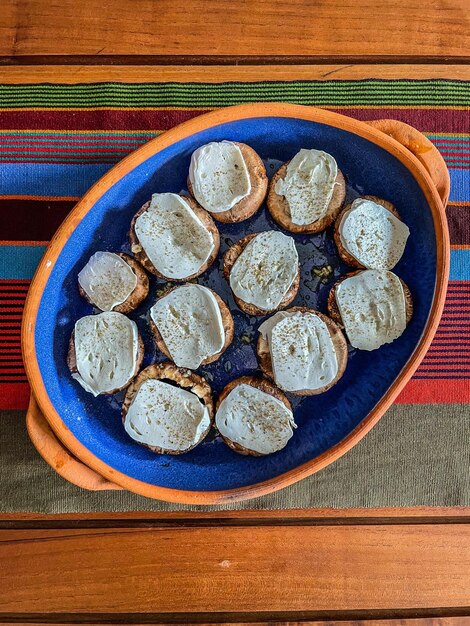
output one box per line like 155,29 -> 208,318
149,283 -> 234,370
67,138 -> 414,456
122,362 -> 213,454
187,140 -> 267,223
67,311 -> 144,396
334,195 -> 410,270
327,269 -> 413,351
257,307 -> 347,395
215,376 -> 296,456
78,251 -> 148,314
130,192 -> 219,281
267,148 -> 346,234
223,230 -> 299,315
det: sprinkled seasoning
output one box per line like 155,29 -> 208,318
275,149 -> 338,225
134,193 -> 215,279
78,251 -> 137,311
124,379 -> 210,451
150,284 -> 225,370
189,141 -> 251,213
339,198 -> 410,269
312,264 -> 333,282
229,231 -> 298,310
215,383 -> 296,454
336,269 -> 407,351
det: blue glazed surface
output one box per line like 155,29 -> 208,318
35,117 -> 437,491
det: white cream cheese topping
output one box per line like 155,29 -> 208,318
274,149 -> 338,225
215,383 -> 296,455
124,379 -> 210,452
134,193 -> 215,279
259,311 -> 338,392
78,251 -> 137,312
150,284 -> 225,370
188,141 -> 251,213
229,231 -> 298,311
336,270 -> 407,351
72,312 -> 139,396
338,198 -> 410,269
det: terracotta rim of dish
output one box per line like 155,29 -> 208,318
22,103 -> 450,505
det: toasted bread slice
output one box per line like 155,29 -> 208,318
129,194 -> 220,281
327,271 -> 413,329
78,252 -> 149,314
122,361 -> 214,455
334,195 -> 401,269
187,142 -> 267,223
267,164 -> 346,234
256,306 -> 348,396
67,322 -> 144,396
150,284 -> 234,366
223,233 -> 300,316
215,375 -> 293,457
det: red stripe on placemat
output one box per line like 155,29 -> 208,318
0,284 -> 29,408
2,380 -> 466,409
0,382 -> 30,410
0,109 -> 204,131
0,282 -> 28,396
0,279 -> 469,408
0,108 -> 468,133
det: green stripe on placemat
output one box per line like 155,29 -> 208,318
1,404 -> 469,512
0,80 -> 469,107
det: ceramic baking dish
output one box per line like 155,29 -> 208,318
22,104 -> 450,504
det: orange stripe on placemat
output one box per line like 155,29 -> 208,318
0,195 -> 81,201
396,378 -> 470,404
0,240 -> 49,246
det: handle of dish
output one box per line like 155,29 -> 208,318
364,119 -> 450,207
26,395 -> 122,491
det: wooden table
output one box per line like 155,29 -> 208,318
1,1 -> 470,623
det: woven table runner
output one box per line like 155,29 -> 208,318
0,79 -> 469,512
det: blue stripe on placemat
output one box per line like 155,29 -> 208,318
0,245 -> 46,279
0,164 -> 111,197
0,244 -> 467,281
449,249 -> 470,281
448,169 -> 470,203
0,163 -> 468,201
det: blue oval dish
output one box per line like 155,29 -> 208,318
22,104 -> 449,503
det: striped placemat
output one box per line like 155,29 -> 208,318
1,80 -> 468,410
0,79 -> 469,512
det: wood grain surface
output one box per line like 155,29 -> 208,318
0,614 -> 470,626
2,64 -> 470,83
3,621 -> 470,626
1,0 -> 469,59
2,3 -> 470,620
2,518 -> 470,617
2,507 -> 470,522
4,621 -> 470,626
